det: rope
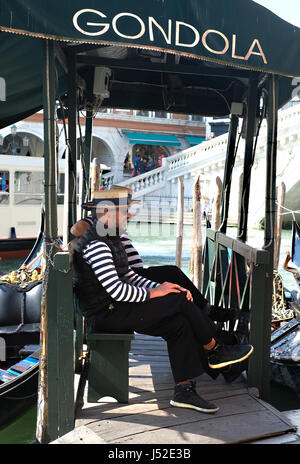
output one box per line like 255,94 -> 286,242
275,201 -> 300,220
272,270 -> 294,322
42,238 -> 61,299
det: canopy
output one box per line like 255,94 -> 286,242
0,0 -> 299,127
124,132 -> 181,146
184,136 -> 206,146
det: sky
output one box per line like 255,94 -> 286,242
253,0 -> 300,27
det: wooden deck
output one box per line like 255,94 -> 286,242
71,334 -> 299,445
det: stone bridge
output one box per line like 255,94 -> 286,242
120,104 -> 300,228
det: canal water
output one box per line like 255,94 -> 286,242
0,224 -> 299,443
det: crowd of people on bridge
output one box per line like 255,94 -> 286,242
129,153 -> 166,177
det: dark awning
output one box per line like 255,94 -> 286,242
0,0 -> 299,128
124,132 -> 181,147
2,0 -> 300,77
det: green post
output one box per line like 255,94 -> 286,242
248,75 -> 278,400
36,39 -> 74,444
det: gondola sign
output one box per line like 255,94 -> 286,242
1,0 -> 300,77
73,8 -> 268,65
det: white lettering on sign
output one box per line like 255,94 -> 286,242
112,12 -> 146,39
175,21 -> 200,48
202,29 -> 230,55
73,9 -> 110,36
149,17 -> 172,45
73,9 -> 268,64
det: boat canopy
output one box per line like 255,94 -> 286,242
0,0 -> 300,126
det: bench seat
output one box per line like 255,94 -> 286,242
86,332 -> 134,403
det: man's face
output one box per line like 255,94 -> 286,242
97,206 -> 131,235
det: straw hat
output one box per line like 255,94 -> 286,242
110,185 -> 140,204
82,190 -> 130,211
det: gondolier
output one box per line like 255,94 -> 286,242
73,189 -> 253,414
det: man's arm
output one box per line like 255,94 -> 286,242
83,240 -> 150,303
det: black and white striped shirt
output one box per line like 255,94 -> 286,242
82,239 -> 159,303
83,216 -> 144,269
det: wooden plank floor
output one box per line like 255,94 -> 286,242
75,333 -> 298,444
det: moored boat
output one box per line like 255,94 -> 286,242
0,214 -> 44,429
270,220 -> 300,394
270,317 -> 300,395
0,346 -> 40,430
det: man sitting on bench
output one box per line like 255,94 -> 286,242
71,186 -> 238,328
73,189 -> 253,414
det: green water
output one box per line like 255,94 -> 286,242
0,224 -> 299,443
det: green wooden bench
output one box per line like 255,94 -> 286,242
86,332 -> 135,403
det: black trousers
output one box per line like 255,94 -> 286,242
88,291 -> 217,384
135,265 -> 208,309
136,265 -> 238,347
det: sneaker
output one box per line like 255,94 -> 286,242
170,381 -> 219,414
207,343 -> 253,369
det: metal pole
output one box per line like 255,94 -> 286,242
82,110 -> 93,214
176,176 -> 184,268
67,52 -> 77,240
237,75 -> 259,241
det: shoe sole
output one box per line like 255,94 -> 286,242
170,400 -> 219,414
208,345 -> 254,369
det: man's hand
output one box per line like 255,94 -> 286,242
149,282 -> 193,301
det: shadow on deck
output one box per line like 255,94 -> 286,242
73,334 -> 297,445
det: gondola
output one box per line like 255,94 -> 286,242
0,347 -> 40,430
0,213 -> 44,430
270,220 -> 300,394
283,220 -> 300,305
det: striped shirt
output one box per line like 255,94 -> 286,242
83,216 -> 144,268
82,239 -> 159,303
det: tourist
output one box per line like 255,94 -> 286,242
146,155 -> 156,172
72,189 -> 253,414
137,155 -> 146,174
133,155 -> 140,177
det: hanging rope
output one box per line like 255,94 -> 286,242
275,202 -> 300,221
272,270 -> 294,322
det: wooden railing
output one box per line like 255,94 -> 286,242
203,229 -> 272,399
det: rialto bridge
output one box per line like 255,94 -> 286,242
120,103 -> 300,229
0,103 -> 299,230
